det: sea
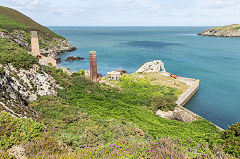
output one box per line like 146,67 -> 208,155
49,26 -> 240,129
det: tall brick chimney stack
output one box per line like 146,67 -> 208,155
89,51 -> 98,82
30,31 -> 40,56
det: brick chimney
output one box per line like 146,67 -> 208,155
89,51 -> 98,82
30,31 -> 40,56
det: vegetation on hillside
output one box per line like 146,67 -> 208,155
0,42 -> 238,157
0,66 -> 238,158
210,24 -> 240,31
222,123 -> 240,157
0,6 -> 64,39
0,38 -> 37,69
0,6 -> 239,157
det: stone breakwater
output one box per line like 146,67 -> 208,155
176,77 -> 199,106
156,73 -> 224,131
136,60 -> 223,130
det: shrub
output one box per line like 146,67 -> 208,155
0,66 -> 4,74
150,95 -> 177,112
0,150 -> 15,159
0,38 -> 38,69
147,138 -> 186,158
24,135 -> 69,157
222,123 -> 240,157
0,112 -> 45,149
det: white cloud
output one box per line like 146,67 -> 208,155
1,0 -> 240,26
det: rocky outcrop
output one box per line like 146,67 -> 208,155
0,64 -> 60,118
198,24 -> 240,37
136,60 -> 166,73
156,106 -> 199,122
40,38 -> 77,63
65,56 -> 84,61
0,30 -> 77,63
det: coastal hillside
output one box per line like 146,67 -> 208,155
198,24 -> 240,37
0,6 -> 240,159
0,6 -> 56,34
0,6 -> 76,61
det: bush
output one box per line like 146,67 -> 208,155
0,112 -> 45,149
24,135 -> 69,157
0,66 -> 4,74
0,38 -> 38,69
222,123 -> 240,157
150,95 -> 177,112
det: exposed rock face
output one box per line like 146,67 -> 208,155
0,30 -> 77,63
136,60 -> 166,73
198,24 -> 240,37
0,64 -> 59,118
65,56 -> 84,61
40,38 -> 77,63
156,106 -> 199,122
0,30 -> 29,48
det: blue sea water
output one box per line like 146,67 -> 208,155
49,26 -> 240,129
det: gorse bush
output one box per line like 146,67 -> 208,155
0,38 -> 38,69
222,123 -> 240,157
0,112 -> 44,150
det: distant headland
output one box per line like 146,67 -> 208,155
198,24 -> 240,37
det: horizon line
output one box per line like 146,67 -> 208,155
47,25 -> 215,27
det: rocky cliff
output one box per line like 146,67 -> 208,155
0,64 -> 60,118
0,6 -> 76,117
0,6 -> 77,63
198,24 -> 240,37
0,30 -> 76,63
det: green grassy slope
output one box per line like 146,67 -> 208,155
31,67 -> 221,149
0,37 -> 37,69
0,6 -> 64,39
211,24 -> 240,31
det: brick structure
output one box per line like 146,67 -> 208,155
89,51 -> 98,82
30,31 -> 40,56
30,31 -> 57,67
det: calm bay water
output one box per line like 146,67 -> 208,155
49,26 -> 240,129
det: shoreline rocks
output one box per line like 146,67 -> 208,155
65,56 -> 84,61
198,24 -> 240,37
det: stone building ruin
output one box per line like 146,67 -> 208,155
107,68 -> 128,81
30,31 -> 57,66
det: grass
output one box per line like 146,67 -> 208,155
0,6 -> 65,39
208,24 -> 240,31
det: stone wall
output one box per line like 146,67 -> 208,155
176,79 -> 200,106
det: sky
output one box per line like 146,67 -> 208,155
1,0 -> 240,26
